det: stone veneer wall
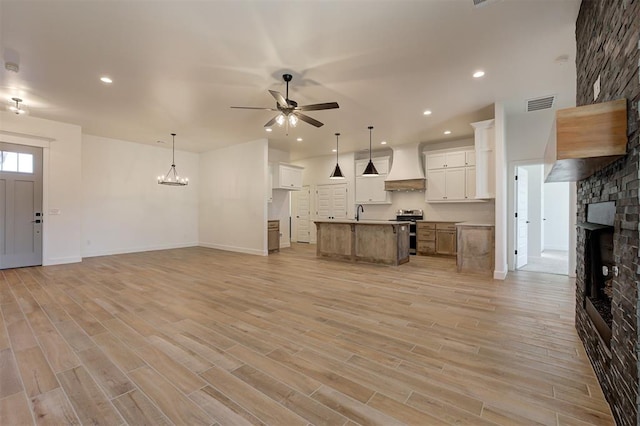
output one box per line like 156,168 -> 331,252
574,1 -> 640,425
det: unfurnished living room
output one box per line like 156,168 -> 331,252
0,1 -> 638,425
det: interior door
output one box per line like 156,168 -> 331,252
294,186 -> 310,243
516,167 -> 529,268
331,184 -> 348,219
316,186 -> 331,219
0,142 -> 43,269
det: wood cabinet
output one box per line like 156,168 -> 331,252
425,149 -> 479,202
355,157 -> 391,204
268,220 -> 280,253
417,222 -> 456,257
272,163 -> 304,190
416,222 -> 436,255
471,119 -> 495,199
456,223 -> 494,274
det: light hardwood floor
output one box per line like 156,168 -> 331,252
0,244 -> 614,425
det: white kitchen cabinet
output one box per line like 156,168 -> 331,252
425,150 -> 480,202
471,119 -> 495,199
272,163 -> 304,190
355,156 -> 391,204
426,151 -> 466,170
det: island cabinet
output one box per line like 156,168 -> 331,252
315,220 -> 409,266
456,223 -> 494,274
417,221 -> 457,257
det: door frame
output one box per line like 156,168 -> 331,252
507,159 -> 576,276
0,131 -> 52,266
515,166 -> 529,269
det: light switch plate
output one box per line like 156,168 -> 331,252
593,75 -> 601,101
48,208 -> 61,215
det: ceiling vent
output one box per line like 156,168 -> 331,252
473,0 -> 499,7
526,95 -> 555,112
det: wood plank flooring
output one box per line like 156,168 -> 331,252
0,244 -> 614,425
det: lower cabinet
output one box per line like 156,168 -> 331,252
268,220 -> 280,253
417,222 -> 456,257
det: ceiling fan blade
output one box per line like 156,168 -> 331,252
295,112 -> 324,128
230,106 -> 278,111
264,116 -> 278,127
269,90 -> 289,108
296,102 -> 339,111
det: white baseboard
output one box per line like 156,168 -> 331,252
82,242 -> 198,258
543,246 -> 569,252
493,269 -> 508,280
199,242 -> 267,256
43,256 -> 82,266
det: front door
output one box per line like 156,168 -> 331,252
0,142 -> 43,269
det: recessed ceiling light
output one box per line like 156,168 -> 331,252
423,110 -> 432,116
444,130 -> 452,135
296,137 -> 303,142
265,128 -> 272,132
380,141 -> 387,145
100,76 -> 113,84
156,140 -> 165,144
332,149 -> 337,152
473,70 -> 485,78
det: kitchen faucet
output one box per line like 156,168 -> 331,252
356,204 -> 364,221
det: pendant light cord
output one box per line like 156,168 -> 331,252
171,133 -> 176,166
368,126 -> 373,161
335,133 -> 340,162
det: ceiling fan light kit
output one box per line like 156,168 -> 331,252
231,73 -> 339,134
329,132 -> 345,180
362,126 -> 379,176
158,133 -> 189,186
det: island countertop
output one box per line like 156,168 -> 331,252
314,220 -> 410,265
314,219 -> 411,225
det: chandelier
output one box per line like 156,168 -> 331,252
157,133 -> 188,186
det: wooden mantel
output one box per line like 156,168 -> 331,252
545,99 -> 627,182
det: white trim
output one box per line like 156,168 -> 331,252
199,242 -> 267,256
82,242 -> 199,258
0,130 -> 54,147
494,269 -> 508,280
43,256 -> 81,266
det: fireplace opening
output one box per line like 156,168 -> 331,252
580,201 -> 616,348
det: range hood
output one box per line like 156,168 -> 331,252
384,143 -> 426,191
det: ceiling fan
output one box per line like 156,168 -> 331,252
231,74 -> 339,132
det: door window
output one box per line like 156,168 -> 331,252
0,151 -> 33,173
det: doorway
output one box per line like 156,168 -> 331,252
0,142 -> 43,269
514,164 -> 570,275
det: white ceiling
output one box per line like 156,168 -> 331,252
1,0 -> 579,160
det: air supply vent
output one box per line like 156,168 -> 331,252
526,95 -> 555,112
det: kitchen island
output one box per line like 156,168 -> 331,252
314,220 -> 410,266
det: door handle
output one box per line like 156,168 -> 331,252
31,219 -> 42,224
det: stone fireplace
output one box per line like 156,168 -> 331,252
574,1 -> 639,425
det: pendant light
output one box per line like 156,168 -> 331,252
157,133 -> 189,186
329,132 -> 345,179
362,126 -> 378,176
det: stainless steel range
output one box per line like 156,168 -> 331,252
393,209 -> 423,255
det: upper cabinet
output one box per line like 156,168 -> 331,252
355,157 -> 392,204
272,163 -> 304,190
544,99 -> 627,182
470,119 -> 495,199
424,148 -> 479,202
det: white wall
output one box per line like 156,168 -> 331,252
0,112 -> 83,265
268,148 -> 291,248
494,102 -> 508,279
543,181 -> 570,251
199,139 -> 268,255
82,135 -> 199,257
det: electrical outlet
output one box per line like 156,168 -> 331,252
593,74 -> 601,101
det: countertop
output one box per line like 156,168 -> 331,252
455,222 -> 495,227
314,219 -> 411,225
